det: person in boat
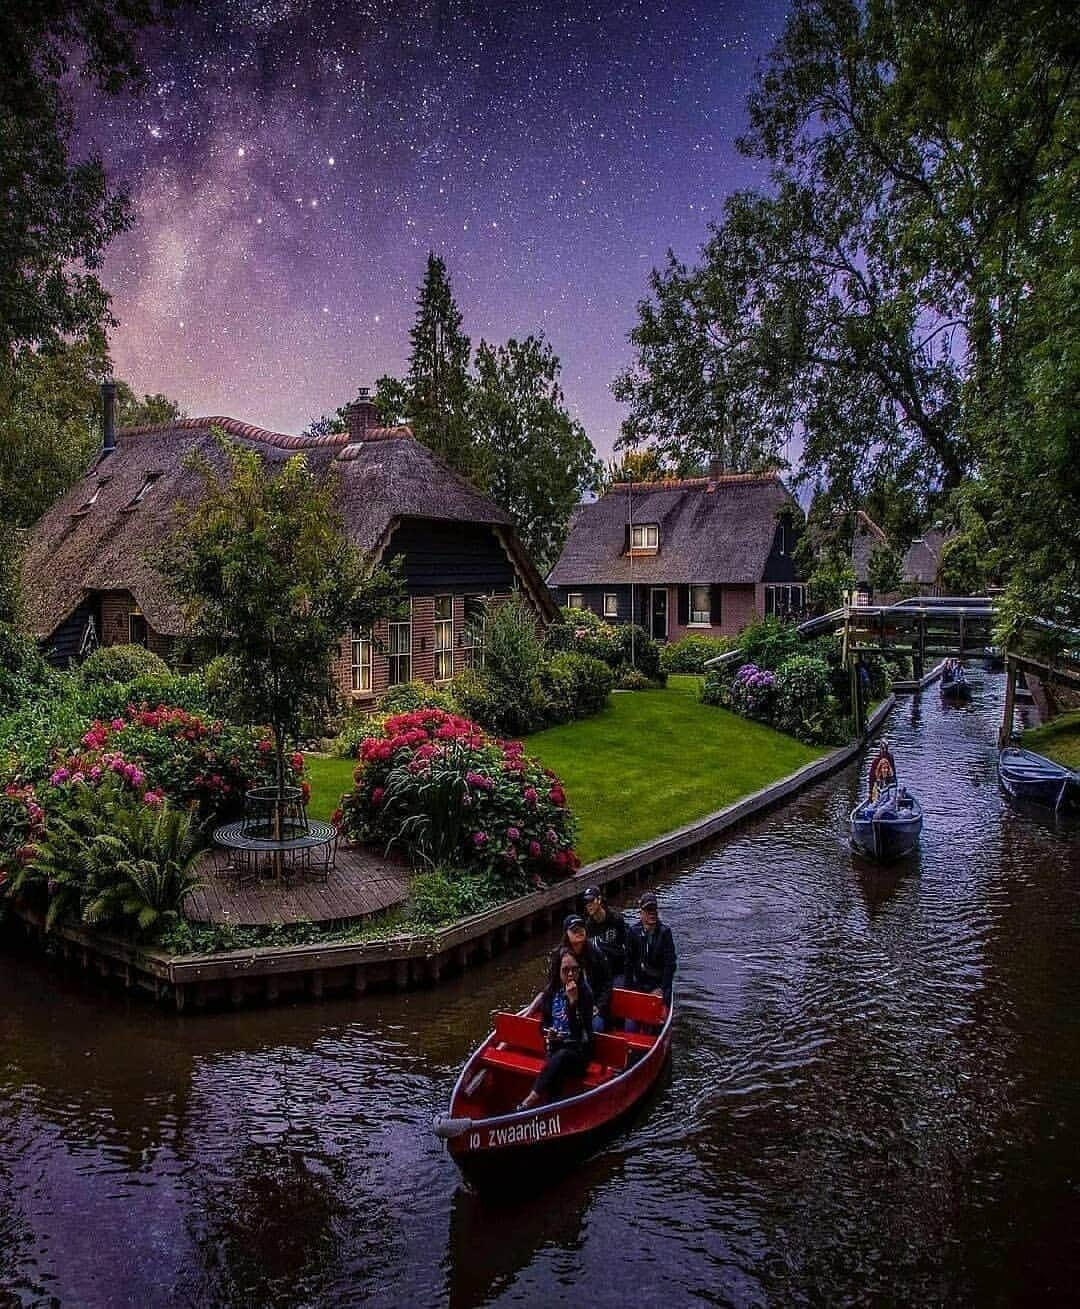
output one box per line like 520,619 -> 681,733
867,740 -> 897,802
624,891 -> 676,1024
546,913 -> 612,1031
517,949 -> 595,1112
582,886 -> 628,988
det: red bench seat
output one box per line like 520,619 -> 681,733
482,1013 -> 630,1089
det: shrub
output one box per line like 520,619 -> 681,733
538,652 -> 613,722
0,781 -> 46,888
659,633 -> 736,674
736,618 -> 802,671
8,773 -> 203,935
332,708 -> 389,758
0,622 -> 53,713
0,687 -> 98,783
377,680 -> 458,715
728,663 -> 777,720
78,643 -> 170,686
700,665 -> 728,707
615,667 -> 652,691
451,665 -> 549,737
80,670 -> 215,720
408,868 -> 499,926
543,606 -> 605,652
773,654 -> 833,742
340,708 -> 579,888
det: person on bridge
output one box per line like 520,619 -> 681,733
868,740 -> 897,802
517,949 -> 594,1111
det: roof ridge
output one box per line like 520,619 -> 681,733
116,416 -> 354,450
607,470 -> 783,494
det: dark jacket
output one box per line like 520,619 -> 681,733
540,978 -> 594,1054
625,920 -> 677,1003
585,908 -> 628,977
547,940 -> 612,1016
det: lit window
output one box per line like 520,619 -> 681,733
351,629 -> 372,693
603,592 -> 618,618
434,595 -> 453,682
567,593 -> 584,610
387,608 -> 412,685
630,524 -> 659,549
690,585 -> 711,625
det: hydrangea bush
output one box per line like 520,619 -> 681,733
340,708 -> 579,888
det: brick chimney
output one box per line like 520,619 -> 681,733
101,379 -> 117,456
345,387 -> 380,441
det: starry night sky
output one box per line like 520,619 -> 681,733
73,0 -> 790,457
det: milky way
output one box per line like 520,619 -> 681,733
73,0 -> 788,455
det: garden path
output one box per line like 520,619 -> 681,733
185,843 -> 410,927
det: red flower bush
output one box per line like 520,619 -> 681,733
341,708 -> 579,887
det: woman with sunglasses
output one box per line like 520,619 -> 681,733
517,948 -> 595,1111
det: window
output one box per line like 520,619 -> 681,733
129,611 -> 148,647
777,523 -> 787,556
434,595 -> 454,682
76,480 -> 108,514
566,592 -> 584,610
124,473 -> 161,509
351,629 -> 372,693
603,592 -> 618,618
463,595 -> 486,670
764,584 -> 808,618
387,605 -> 412,685
630,523 -> 659,550
690,585 -> 711,625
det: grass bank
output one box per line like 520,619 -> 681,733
1021,711 -> 1080,771
524,674 -> 823,863
302,753 -> 356,820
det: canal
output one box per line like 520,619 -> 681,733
2,672 -> 1078,1307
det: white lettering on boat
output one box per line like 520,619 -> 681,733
484,1113 -> 561,1149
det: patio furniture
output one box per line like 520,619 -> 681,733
212,819 -> 338,886
241,784 -> 309,839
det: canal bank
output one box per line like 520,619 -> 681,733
3,671 -> 1079,1307
5,698 -> 895,1011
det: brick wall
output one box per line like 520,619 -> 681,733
724,585 -> 759,635
99,590 -> 173,661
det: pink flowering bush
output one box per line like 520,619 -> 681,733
0,782 -> 46,887
341,708 -> 578,889
44,705 -> 290,819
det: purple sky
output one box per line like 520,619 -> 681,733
74,0 -> 789,458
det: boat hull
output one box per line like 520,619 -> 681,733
940,679 -> 972,702
851,800 -> 923,862
441,1001 -> 673,1190
998,748 -> 1077,810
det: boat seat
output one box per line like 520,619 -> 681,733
608,988 -> 667,1029
483,1013 -> 629,1088
481,1046 -> 621,1089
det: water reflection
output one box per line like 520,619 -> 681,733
1,673 -> 1079,1306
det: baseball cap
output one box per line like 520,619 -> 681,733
583,886 -> 602,904
563,913 -> 586,932
638,891 -> 658,910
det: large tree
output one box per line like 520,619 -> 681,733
0,0 -> 171,355
115,382 -> 185,428
471,336 -> 601,573
615,0 -> 1077,626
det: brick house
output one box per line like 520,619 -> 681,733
547,471 -> 806,641
22,388 -> 556,701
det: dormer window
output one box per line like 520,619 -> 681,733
74,479 -> 109,515
630,523 -> 659,551
124,473 -> 161,509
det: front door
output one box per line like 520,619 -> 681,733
650,588 -> 668,640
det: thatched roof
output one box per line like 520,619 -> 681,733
23,417 -> 553,639
547,472 -> 798,587
851,511 -> 948,589
851,511 -> 888,586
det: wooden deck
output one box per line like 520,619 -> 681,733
185,843 -> 410,927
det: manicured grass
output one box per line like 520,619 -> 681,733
1021,711 -> 1080,771
303,753 -> 357,820
524,676 -> 824,864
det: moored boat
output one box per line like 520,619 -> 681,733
435,987 -> 673,1189
850,787 -> 923,862
998,747 -> 1077,811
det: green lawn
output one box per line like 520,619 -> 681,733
523,675 -> 823,863
1021,710 -> 1080,771
302,753 -> 357,820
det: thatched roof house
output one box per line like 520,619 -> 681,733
851,510 -> 950,601
547,471 -> 805,640
23,389 -> 555,698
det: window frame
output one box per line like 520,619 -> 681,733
689,584 -> 711,626
128,611 -> 149,647
603,592 -> 618,618
630,523 -> 659,550
566,592 -> 584,611
350,628 -> 372,694
433,595 -> 454,683
462,594 -> 487,670
387,602 -> 413,686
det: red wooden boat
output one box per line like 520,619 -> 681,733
434,987 -> 673,1189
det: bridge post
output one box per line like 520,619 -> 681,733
915,615 -> 925,681
1000,656 -> 1017,747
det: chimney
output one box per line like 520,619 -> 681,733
345,387 -> 381,441
101,379 -> 117,456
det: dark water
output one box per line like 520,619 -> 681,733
2,674 -> 1079,1308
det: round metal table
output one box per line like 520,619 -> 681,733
212,819 -> 339,885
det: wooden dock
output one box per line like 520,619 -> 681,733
6,698 -> 896,1012
185,844 -> 409,927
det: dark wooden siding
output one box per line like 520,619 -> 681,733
552,584 -> 640,624
387,519 -> 515,595
762,517 -> 804,583
46,597 -> 100,668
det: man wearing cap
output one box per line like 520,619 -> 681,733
547,913 -> 612,1031
625,891 -> 677,1011
582,887 -> 628,989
